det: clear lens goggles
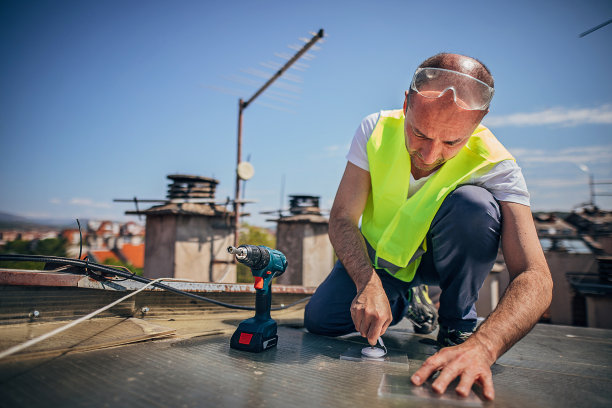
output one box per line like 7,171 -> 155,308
410,67 -> 494,110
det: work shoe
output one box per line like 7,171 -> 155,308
405,285 -> 438,334
437,326 -> 473,347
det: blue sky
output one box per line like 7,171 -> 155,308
1,0 -> 611,226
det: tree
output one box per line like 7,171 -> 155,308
101,257 -> 143,277
0,237 -> 68,270
236,223 -> 276,283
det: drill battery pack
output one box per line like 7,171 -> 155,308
230,318 -> 278,352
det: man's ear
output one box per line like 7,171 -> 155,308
403,90 -> 409,114
478,107 -> 490,122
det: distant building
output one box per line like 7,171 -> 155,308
118,243 -> 145,269
61,229 -> 83,245
121,221 -> 145,237
0,231 -> 20,243
566,206 -> 612,254
567,256 -> 612,328
533,213 -> 577,236
127,174 -> 236,283
87,249 -> 120,264
533,213 -> 591,254
533,212 -> 602,326
59,220 -> 145,267
0,230 -> 59,244
476,211 -> 612,329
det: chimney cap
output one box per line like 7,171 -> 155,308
167,174 -> 219,184
166,174 -> 219,200
288,195 -> 321,215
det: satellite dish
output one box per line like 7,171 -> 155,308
237,162 -> 255,180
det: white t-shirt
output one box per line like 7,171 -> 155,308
346,111 -> 530,206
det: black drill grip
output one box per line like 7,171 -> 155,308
255,284 -> 272,320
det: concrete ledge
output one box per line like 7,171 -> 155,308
0,269 -> 316,294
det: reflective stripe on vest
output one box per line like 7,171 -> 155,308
361,109 -> 514,282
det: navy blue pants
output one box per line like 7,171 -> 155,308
304,185 -> 501,334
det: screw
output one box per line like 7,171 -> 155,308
29,310 -> 40,319
141,306 -> 150,314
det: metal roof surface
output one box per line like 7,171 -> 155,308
1,318 -> 610,407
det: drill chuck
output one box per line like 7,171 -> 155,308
227,245 -> 271,271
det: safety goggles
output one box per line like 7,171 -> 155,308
410,67 -> 494,110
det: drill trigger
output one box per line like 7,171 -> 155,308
254,276 -> 264,290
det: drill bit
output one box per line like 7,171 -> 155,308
227,246 -> 247,260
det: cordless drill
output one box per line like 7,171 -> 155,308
227,245 -> 288,352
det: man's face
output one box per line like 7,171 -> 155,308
403,89 -> 488,175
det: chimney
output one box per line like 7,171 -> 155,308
136,174 -> 236,282
272,195 -> 334,287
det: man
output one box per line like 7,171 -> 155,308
304,53 -> 552,400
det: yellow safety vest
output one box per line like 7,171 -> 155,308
361,109 -> 514,282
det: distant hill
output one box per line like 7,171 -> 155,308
0,212 -> 78,230
0,212 -> 29,223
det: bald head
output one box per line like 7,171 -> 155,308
418,53 -> 494,88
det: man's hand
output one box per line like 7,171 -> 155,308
350,275 -> 393,345
410,336 -> 496,400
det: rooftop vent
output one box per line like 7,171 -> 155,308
288,195 -> 321,215
167,174 -> 219,201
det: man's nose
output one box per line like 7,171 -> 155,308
420,141 -> 442,164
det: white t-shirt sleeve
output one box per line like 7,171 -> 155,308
470,160 -> 531,206
346,112 -> 380,171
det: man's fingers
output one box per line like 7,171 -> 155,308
352,305 -> 387,343
354,309 -> 371,338
478,371 -> 495,400
411,353 -> 445,386
432,364 -> 460,395
350,308 -> 363,335
412,343 -> 496,400
366,317 -> 385,345
455,371 -> 476,397
360,313 -> 376,341
360,323 -> 369,338
381,316 -> 392,335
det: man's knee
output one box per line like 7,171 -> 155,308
303,299 -> 353,336
303,299 -> 323,334
429,185 -> 501,265
437,185 -> 500,231
302,262 -> 357,336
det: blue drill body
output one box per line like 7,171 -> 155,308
227,245 -> 288,352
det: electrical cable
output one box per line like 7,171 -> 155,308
0,254 -> 311,311
0,277 -> 186,360
76,218 -> 83,260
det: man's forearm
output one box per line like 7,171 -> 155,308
329,215 -> 394,344
470,267 -> 553,362
328,216 -> 376,291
